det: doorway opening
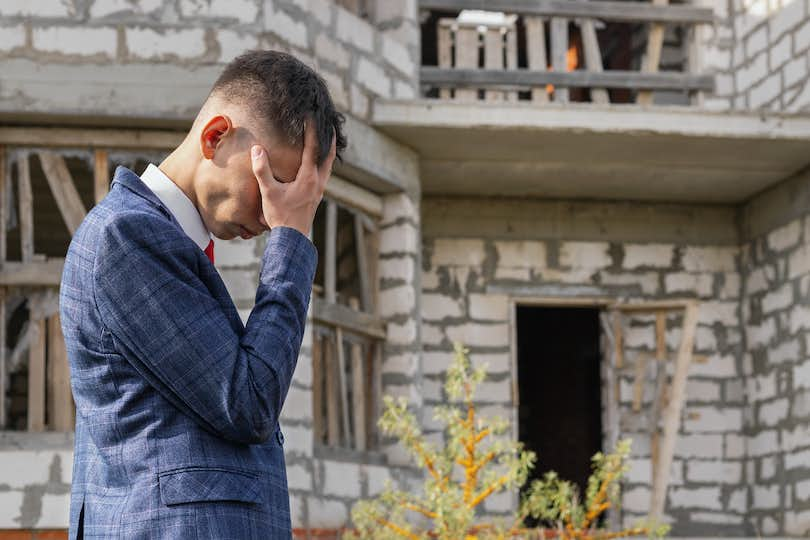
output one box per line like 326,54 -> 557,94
516,305 -> 603,524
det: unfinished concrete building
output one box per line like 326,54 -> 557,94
0,0 -> 809,537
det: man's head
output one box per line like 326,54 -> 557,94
178,50 -> 346,241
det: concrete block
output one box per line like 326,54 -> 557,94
686,460 -> 742,484
697,300 -> 739,325
431,238 -> 486,267
796,18 -> 810,52
280,386 -> 312,421
601,271 -> 660,295
356,57 -> 391,97
393,80 -> 417,99
725,434 -> 745,459
760,455 -> 776,480
668,486 -> 722,510
720,272 -> 741,298
286,463 -> 311,491
789,244 -> 810,279
314,33 -> 350,69
752,484 -> 781,509
0,450 -> 55,488
748,429 -> 779,457
322,460 -> 361,498
307,496 -> 348,528
420,321 -> 444,346
468,293 -> 510,321
688,354 -> 737,378
365,464 -> 391,496
179,0 -> 259,23
382,192 -> 418,224
746,266 -> 771,295
747,371 -> 777,401
796,478 -> 810,501
379,284 -> 416,317
483,490 -> 514,513
769,338 -> 800,364
34,26 -> 117,57
0,491 -> 23,528
735,51 -> 768,91
335,8 -> 374,52
421,350 -> 454,375
770,0 -> 804,41
769,31 -> 792,69
727,486 -> 747,513
686,379 -> 722,402
749,72 -> 781,108
220,268 -> 258,303
558,241 -> 612,269
621,486 -> 651,513
664,272 -> 713,296
675,434 -> 724,459
785,510 -> 810,536
380,257 -> 414,282
470,352 -> 511,374
0,0 -> 71,17
127,27 -> 206,59
350,83 -> 369,117
745,25 -> 767,58
476,378 -> 511,403
786,448 -> 810,470
758,397 -> 790,426
36,492 -> 70,528
795,360 -> 810,390
684,407 -> 743,433
319,69 -> 348,110
0,24 -> 25,51
791,304 -> 810,333
265,6 -> 308,49
746,317 -> 776,348
495,267 -> 530,280
215,237 -> 259,267
768,219 -> 802,252
388,319 -> 417,344
622,243 -> 674,269
625,457 -> 651,484
423,269 -> 440,291
495,240 -> 546,268
91,0 -> 163,17
381,34 -> 414,77
382,352 -> 418,377
421,293 -> 462,320
283,423 -> 313,456
380,222 -> 418,255
445,322 -> 509,348
781,423 -> 810,452
217,29 -> 259,62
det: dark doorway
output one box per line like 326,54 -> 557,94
516,306 -> 603,522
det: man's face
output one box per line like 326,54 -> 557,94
195,116 -> 303,241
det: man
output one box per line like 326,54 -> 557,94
59,50 -> 345,539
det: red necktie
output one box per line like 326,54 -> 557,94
204,239 -> 214,264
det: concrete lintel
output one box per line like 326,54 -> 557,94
739,164 -> 810,241
423,197 -> 739,245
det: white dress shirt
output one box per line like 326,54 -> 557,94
139,163 -> 212,252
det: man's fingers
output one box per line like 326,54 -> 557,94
251,145 -> 279,193
317,130 -> 337,192
298,119 -> 318,180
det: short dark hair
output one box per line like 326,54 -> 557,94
210,50 -> 347,166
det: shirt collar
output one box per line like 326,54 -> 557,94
139,163 -> 212,251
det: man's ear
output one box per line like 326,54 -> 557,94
199,115 -> 233,159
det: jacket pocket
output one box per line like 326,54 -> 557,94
157,466 -> 263,506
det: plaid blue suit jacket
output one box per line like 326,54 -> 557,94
59,166 -> 317,539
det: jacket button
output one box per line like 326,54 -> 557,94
276,429 -> 284,446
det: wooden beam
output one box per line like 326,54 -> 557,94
613,299 -> 697,313
311,297 -> 387,340
550,17 -> 569,103
637,0 -> 670,105
349,299 -> 366,451
419,0 -> 715,24
656,311 -> 667,359
484,27 -> 506,102
579,17 -> 610,104
438,21 -> 453,99
17,154 -> 34,262
0,127 -> 184,150
613,311 -> 624,369
354,215 -> 373,313
0,259 -> 64,286
524,16 -> 550,103
47,313 -> 74,431
94,149 -> 110,204
335,327 -> 351,447
370,341 -> 382,449
325,200 -> 337,304
650,302 -> 698,520
325,334 -> 340,446
0,146 -> 6,265
27,318 -> 46,432
326,175 -> 383,220
421,67 -> 715,91
632,351 -> 649,412
38,151 -> 87,235
0,289 -> 5,428
312,332 -> 324,445
455,24 -> 479,101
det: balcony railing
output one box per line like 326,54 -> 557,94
419,0 -> 715,105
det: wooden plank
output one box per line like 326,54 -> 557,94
613,299 -> 697,313
649,360 -> 668,488
27,318 -> 46,432
632,351 -> 649,412
335,327 -> 351,447
524,16 -> 549,103
325,200 -> 337,304
94,149 -> 109,204
326,175 -> 383,219
47,313 -> 74,431
311,297 -> 387,339
38,151 -> 87,235
650,302 -> 698,520
419,0 -> 715,24
370,341 -> 382,449
0,127 -> 184,150
550,17 -> 569,103
349,299 -> 366,451
638,0 -> 669,105
484,28 -> 506,102
0,259 -> 64,286
579,18 -> 610,104
656,311 -> 666,359
0,146 -> 6,265
613,311 -> 623,369
17,153 -> 34,262
505,24 -> 518,102
312,332 -> 324,444
325,334 -> 340,446
354,214 -> 373,313
420,67 -> 715,91
438,20 -> 453,99
455,25 -> 480,101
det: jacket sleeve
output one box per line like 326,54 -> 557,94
93,210 -> 317,445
